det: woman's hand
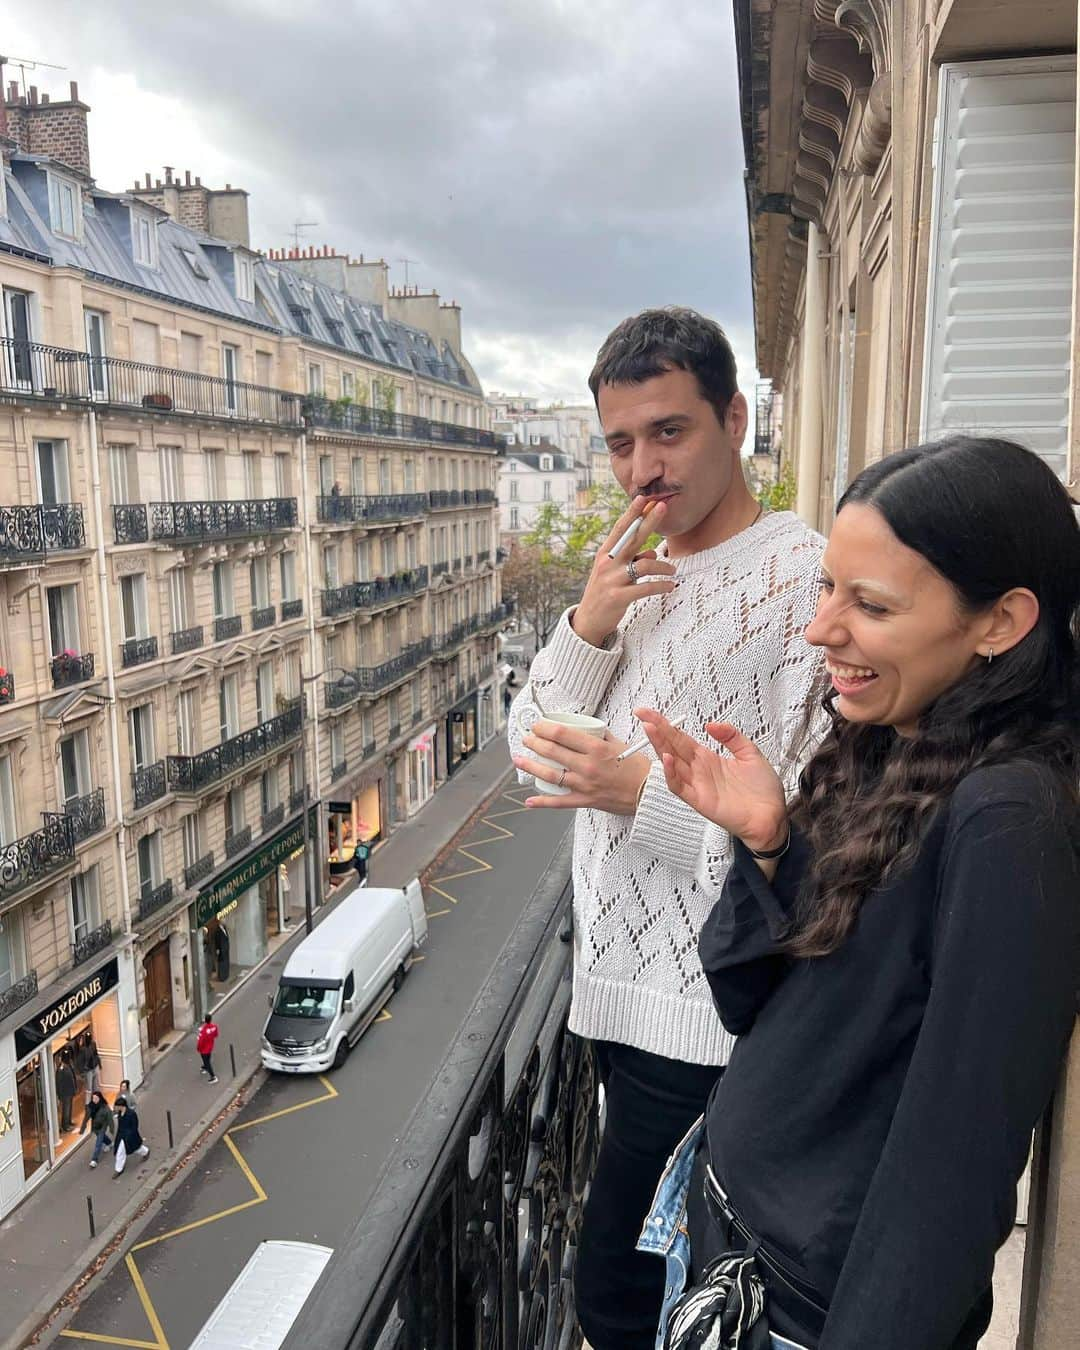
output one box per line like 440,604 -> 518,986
633,710 -> 788,852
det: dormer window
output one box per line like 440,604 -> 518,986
540,454 -> 553,471
235,253 -> 254,303
131,207 -> 158,268
48,171 -> 82,240
179,247 -> 209,280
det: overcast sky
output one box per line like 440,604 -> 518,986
5,1 -> 756,404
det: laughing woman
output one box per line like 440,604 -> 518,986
635,436 -> 1080,1350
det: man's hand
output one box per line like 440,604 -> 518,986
571,498 -> 676,648
513,720 -> 650,814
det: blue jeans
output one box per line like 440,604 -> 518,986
90,1131 -> 111,1163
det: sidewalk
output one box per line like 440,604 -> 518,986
2,734 -> 514,1350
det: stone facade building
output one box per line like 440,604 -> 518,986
0,71 -> 505,1218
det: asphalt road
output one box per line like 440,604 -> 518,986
53,783 -> 571,1350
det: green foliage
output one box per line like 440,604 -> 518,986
371,377 -> 397,415
756,464 -> 798,513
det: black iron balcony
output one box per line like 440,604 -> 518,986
362,739 -> 376,759
0,502 -> 85,567
316,492 -> 427,526
0,970 -> 38,1023
170,625 -> 204,655
354,638 -> 433,695
136,880 -> 174,923
428,488 -> 464,509
432,560 -> 450,576
433,620 -> 470,658
132,761 -> 167,810
0,671 -> 13,705
225,824 -> 253,859
462,489 -> 477,505
476,549 -> 491,565
167,704 -> 303,796
149,497 -> 298,544
303,395 -> 501,449
121,635 -> 159,668
288,788 -> 305,814
261,803 -> 285,835
325,675 -> 360,710
72,919 -> 112,968
387,723 -> 401,741
251,604 -> 276,630
281,598 -> 303,621
322,567 -> 429,620
322,583 -> 357,618
50,651 -> 95,689
113,504 -> 149,544
476,487 -> 496,504
330,759 -> 347,782
463,554 -> 473,569
477,602 -> 510,631
282,836 -> 593,1350
67,787 -> 106,844
0,813 -> 75,901
184,852 -> 215,889
214,615 -> 242,642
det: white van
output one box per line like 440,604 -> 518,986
260,879 -> 427,1073
189,1240 -> 332,1348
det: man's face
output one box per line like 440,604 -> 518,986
597,367 -> 746,544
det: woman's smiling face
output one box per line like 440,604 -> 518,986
804,502 -> 992,735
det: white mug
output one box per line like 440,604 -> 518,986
530,711 -> 608,795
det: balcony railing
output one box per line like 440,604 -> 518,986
167,704 -> 302,796
261,803 -> 285,835
0,336 -> 303,427
0,671 -> 13,705
427,488 -> 462,509
282,835 -> 594,1350
251,604 -> 276,630
288,788 -> 305,814
321,567 -> 429,619
387,723 -> 401,741
136,880 -> 174,923
225,824 -> 253,859
0,970 -> 38,1023
476,487 -> 496,504
121,635 -> 159,668
170,625 -> 204,655
362,739 -> 376,759
316,492 -> 428,526
304,396 -> 501,448
184,852 -> 215,889
50,652 -> 95,689
149,497 -> 298,544
0,813 -> 75,901
132,761 -> 167,810
214,615 -> 242,642
354,638 -> 433,695
433,620 -> 470,657
281,598 -> 303,621
66,787 -> 106,844
476,549 -> 491,565
113,504 -> 149,544
330,759 -> 347,782
0,502 -> 85,568
72,919 -> 113,968
432,560 -> 450,576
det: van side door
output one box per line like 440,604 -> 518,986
343,971 -> 356,1028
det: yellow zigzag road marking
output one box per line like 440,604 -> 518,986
59,1076 -> 339,1349
424,787 -> 529,909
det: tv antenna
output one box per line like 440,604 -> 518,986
290,220 -> 318,250
5,54 -> 68,100
398,258 -> 420,288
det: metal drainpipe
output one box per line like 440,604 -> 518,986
298,426 -> 323,905
795,218 -> 827,530
86,404 -> 135,943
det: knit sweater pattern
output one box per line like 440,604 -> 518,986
509,512 -> 825,1066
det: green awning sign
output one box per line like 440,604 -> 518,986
196,808 -> 317,927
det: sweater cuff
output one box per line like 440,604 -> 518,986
629,761 -> 709,877
533,607 -> 624,713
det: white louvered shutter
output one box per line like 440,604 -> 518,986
922,56 -> 1076,479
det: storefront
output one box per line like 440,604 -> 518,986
192,809 -> 317,1017
1,948 -> 142,1218
445,691 -> 478,778
406,724 -> 437,815
327,774 -> 384,886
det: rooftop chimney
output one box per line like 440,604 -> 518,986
3,72 -> 93,176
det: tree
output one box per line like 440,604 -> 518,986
501,502 -> 588,647
755,463 -> 797,512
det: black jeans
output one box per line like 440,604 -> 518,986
574,1040 -> 724,1350
201,1053 -> 214,1075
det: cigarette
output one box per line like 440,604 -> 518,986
608,501 -> 656,559
616,714 -> 687,761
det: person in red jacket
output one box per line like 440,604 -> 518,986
196,1014 -> 219,1083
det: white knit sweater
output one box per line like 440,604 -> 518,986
508,511 -> 826,1066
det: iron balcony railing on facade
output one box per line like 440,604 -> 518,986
72,919 -> 112,968
433,621 -> 470,658
354,638 -> 433,695
112,504 -> 149,544
330,759 -> 347,783
476,487 -> 496,504
303,395 -> 501,449
132,761 -> 167,810
0,671 -> 14,705
167,704 -> 303,796
67,787 -> 106,844
281,598 -> 303,621
136,880 -> 174,923
362,739 -> 376,759
431,560 -> 450,576
121,635 -> 159,668
261,803 -> 285,835
0,502 -> 85,568
0,813 -> 75,902
462,489 -> 477,505
225,824 -> 253,859
214,615 -> 243,642
282,835 -> 595,1350
387,723 -> 401,741
321,568 -> 429,619
316,493 -> 428,526
184,852 -> 215,890
326,675 -> 360,710
0,970 -> 38,1024
288,788 -> 305,814
251,604 -> 276,630
171,625 -> 204,655
463,554 -> 473,570
427,488 -> 464,510
50,652 -> 95,689
149,497 -> 298,544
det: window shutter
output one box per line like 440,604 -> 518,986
922,57 -> 1076,479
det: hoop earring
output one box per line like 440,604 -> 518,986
986,648 -> 994,664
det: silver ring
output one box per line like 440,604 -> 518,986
558,766 -> 568,788
625,560 -> 639,584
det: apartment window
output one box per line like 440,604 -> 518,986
411,681 -> 422,719
243,450 -> 260,497
204,449 -> 224,497
177,689 -> 197,756
48,171 -> 81,239
235,253 -> 254,303
361,709 -> 374,746
342,370 -> 356,400
120,573 -> 150,640
47,584 -> 81,655
388,691 -> 400,730
180,331 -> 202,373
285,652 -> 302,701
256,660 -> 274,724
451,525 -> 459,560
225,787 -> 245,841
330,722 -> 344,772
36,439 -> 71,505
219,674 -> 240,741
380,536 -> 395,575
70,868 -> 101,943
109,446 -> 135,505
319,455 -> 334,496
131,208 -> 157,267
222,343 -> 239,411
169,568 -> 192,632
128,703 -> 156,771
542,481 -> 552,502
509,459 -> 517,472
249,555 -> 270,608
182,813 -> 202,870
509,480 -> 519,501
137,831 -> 164,896
59,729 -> 91,807
274,452 -> 291,496
378,458 -> 391,495
0,755 -> 15,845
324,544 -> 340,590
354,539 -> 370,582
307,363 -> 324,396
132,319 -> 160,365
3,288 -> 33,387
159,445 -> 183,501
212,561 -> 234,618
350,457 -> 365,496
509,507 -> 519,531
405,532 -> 418,568
279,550 -> 297,602
0,909 -> 24,994
403,458 -> 416,492
324,631 -> 340,675
288,749 -> 303,800
260,768 -> 279,817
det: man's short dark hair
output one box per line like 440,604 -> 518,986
588,306 -> 738,426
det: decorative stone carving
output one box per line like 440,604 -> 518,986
114,552 -> 149,577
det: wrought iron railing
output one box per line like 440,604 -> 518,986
225,824 -> 253,859
50,652 -> 95,689
0,969 -> 38,1023
132,761 -> 167,810
476,549 -> 491,565
427,488 -> 462,509
387,723 -> 401,741
304,396 -> 501,448
330,759 -> 348,782
171,625 -> 204,655
0,671 -> 13,705
42,504 -> 86,552
433,621 -> 470,657
354,638 -> 433,694
113,503 -> 149,544
167,704 -> 303,795
462,489 -> 477,505
184,852 -> 215,889
362,739 -> 377,759
251,604 -> 276,630
136,880 -> 174,922
0,502 -> 85,567
432,560 -> 450,576
463,554 -> 473,570
326,677 -> 360,710
476,488 -> 496,504
72,919 -> 112,968
66,787 -> 106,844
283,834 -> 594,1350
0,813 -> 75,900
149,497 -> 298,543
316,493 -> 428,526
281,598 -> 303,620
214,615 -> 243,642
321,567 -> 430,619
261,803 -> 285,834
288,788 -> 306,814
121,635 -> 159,668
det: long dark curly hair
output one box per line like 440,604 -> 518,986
786,435 -> 1080,958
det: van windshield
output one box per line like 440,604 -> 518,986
272,984 -> 340,1020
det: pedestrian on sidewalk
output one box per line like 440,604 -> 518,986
117,1079 -> 135,1112
76,1034 -> 102,1134
86,1091 -> 114,1168
55,1049 -> 77,1133
112,1097 -> 149,1177
197,1014 -> 220,1083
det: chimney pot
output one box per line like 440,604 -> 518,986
164,166 -> 174,184
184,169 -> 191,186
41,93 -> 49,104
69,81 -> 79,102
28,85 -> 38,104
145,173 -> 152,188
7,81 -> 17,102
155,179 -> 162,188
225,182 -> 231,191
195,175 -> 201,186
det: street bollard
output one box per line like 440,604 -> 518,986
87,1195 -> 95,1239
229,1043 -> 237,1078
167,1109 -> 174,1149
